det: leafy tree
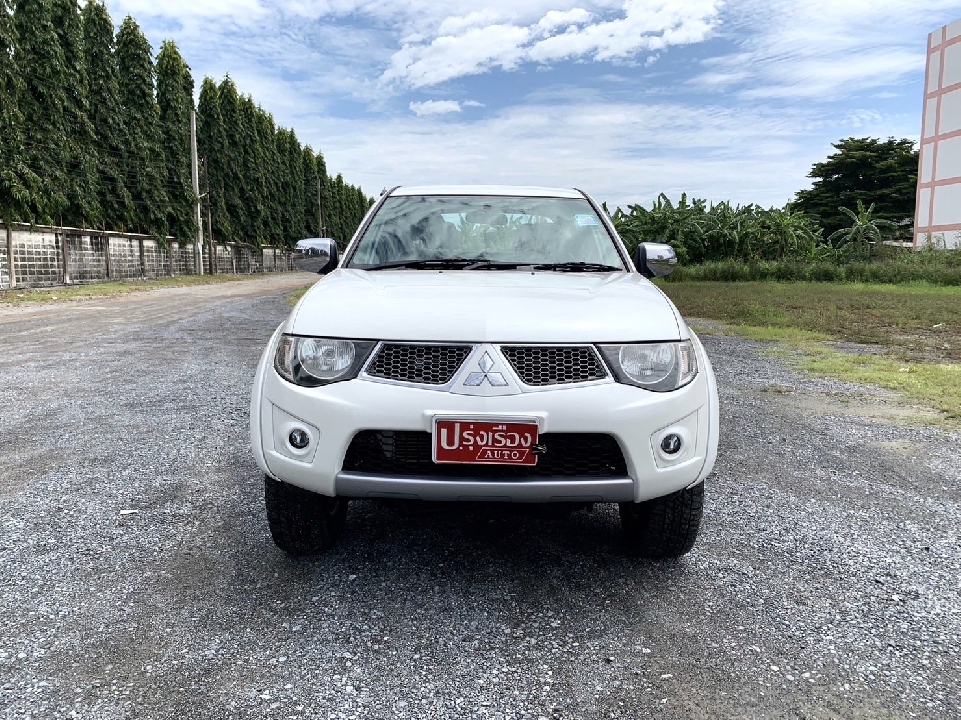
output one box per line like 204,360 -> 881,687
256,109 -> 282,242
827,200 -> 898,260
302,146 -> 319,237
0,0 -> 37,222
237,94 -> 266,244
82,0 -> 129,230
156,40 -> 195,241
217,76 -> 246,240
14,0 -> 68,223
115,16 -> 167,237
277,128 -> 306,246
793,137 -> 918,237
196,76 -> 229,240
52,0 -> 98,226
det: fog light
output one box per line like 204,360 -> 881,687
660,433 -> 682,455
288,429 -> 310,450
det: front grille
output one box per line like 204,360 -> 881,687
343,431 -> 627,479
366,344 -> 472,385
501,346 -> 607,386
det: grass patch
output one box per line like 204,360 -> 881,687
0,274 -> 249,304
794,347 -> 961,419
661,280 -> 961,422
660,281 -> 961,362
664,254 -> 961,286
287,281 -> 317,306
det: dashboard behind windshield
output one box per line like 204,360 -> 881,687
347,195 -> 626,270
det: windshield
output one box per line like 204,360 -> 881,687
347,195 -> 626,270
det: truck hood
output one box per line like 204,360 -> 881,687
289,269 -> 684,343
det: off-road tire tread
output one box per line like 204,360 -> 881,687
264,477 -> 348,555
619,483 -> 704,559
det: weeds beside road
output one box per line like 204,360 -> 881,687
0,274 -> 261,304
662,280 -> 961,421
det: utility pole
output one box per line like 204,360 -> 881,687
190,109 -> 204,275
317,178 -> 326,238
203,157 -> 216,274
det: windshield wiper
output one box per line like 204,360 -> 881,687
531,262 -> 623,273
362,258 -> 490,271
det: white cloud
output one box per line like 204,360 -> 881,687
535,8 -> 594,34
698,0 -> 961,100
303,100 -> 865,209
381,0 -> 721,88
111,0 -> 265,20
409,100 -> 464,116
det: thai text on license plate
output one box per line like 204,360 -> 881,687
432,419 -> 539,466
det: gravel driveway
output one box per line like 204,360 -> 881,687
1,275 -> 958,719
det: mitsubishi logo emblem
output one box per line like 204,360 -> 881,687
464,352 -> 509,387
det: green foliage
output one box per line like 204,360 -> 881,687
826,200 -> 898,260
2,2 -> 370,243
81,0 -> 129,230
14,0 -> 68,223
196,77 -> 229,240
0,0 -> 37,222
664,248 -> 961,286
793,137 -> 918,237
156,40 -> 195,242
195,77 -> 369,248
612,193 -> 823,264
115,15 -> 167,237
52,0 -> 98,226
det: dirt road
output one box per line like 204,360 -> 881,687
0,275 -> 957,718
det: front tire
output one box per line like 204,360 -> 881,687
264,477 -> 348,555
619,483 -> 704,558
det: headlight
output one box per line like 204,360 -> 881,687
274,335 -> 375,387
598,341 -> 698,392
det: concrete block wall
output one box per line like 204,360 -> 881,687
13,228 -> 61,286
0,231 -> 10,288
65,234 -> 108,282
0,222 -> 294,289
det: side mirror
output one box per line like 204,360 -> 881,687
293,238 -> 339,275
633,242 -> 677,278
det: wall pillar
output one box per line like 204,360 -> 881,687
60,231 -> 71,285
4,225 -> 14,289
104,235 -> 112,279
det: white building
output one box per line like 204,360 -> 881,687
916,19 -> 961,249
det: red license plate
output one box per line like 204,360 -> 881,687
433,419 -> 539,466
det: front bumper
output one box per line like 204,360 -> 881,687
250,328 -> 719,504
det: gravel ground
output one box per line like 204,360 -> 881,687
0,275 -> 958,719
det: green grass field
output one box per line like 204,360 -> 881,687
659,281 -> 961,421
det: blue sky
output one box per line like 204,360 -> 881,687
108,0 -> 961,209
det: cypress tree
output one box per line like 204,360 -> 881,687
14,0 -> 68,224
156,40 -> 195,241
217,76 -> 246,241
301,146 -> 318,237
256,110 -> 282,243
333,173 -> 346,246
115,16 -> 167,237
238,95 -> 266,245
281,129 -> 306,245
197,76 -> 229,241
0,0 -> 37,222
81,0 -> 129,231
52,0 -> 98,227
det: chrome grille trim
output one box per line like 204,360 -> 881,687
365,342 -> 473,385
500,345 -> 608,386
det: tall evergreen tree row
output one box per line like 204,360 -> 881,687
0,0 -> 372,247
